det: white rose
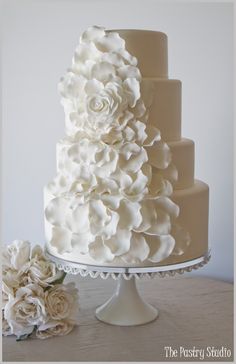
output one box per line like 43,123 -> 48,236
2,268 -> 23,291
61,76 -> 140,139
36,320 -> 74,339
2,317 -> 12,336
2,281 -> 14,309
3,240 -> 30,270
44,282 -> 79,324
27,245 -> 65,288
4,284 -> 47,337
86,80 -> 126,121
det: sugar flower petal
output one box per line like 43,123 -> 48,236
121,233 -> 150,264
147,234 -> 175,263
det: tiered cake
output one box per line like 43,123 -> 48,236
44,27 -> 209,267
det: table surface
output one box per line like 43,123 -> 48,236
2,276 -> 233,362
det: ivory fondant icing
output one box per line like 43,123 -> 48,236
165,180 -> 209,264
168,138 -> 195,189
44,27 -> 209,268
109,29 -> 168,78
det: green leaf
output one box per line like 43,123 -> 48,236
16,332 -> 32,341
52,271 -> 67,285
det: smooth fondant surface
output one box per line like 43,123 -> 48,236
141,79 -> 181,141
108,29 -> 168,78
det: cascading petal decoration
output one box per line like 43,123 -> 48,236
45,26 -> 190,264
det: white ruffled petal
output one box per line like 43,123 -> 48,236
118,65 -> 141,81
121,233 -> 150,264
119,48 -> 137,66
100,194 -> 122,210
129,120 -> 147,144
101,52 -> 125,67
65,203 -> 90,234
91,62 -> 116,83
134,199 -> 171,235
74,42 -> 100,63
143,125 -> 161,146
89,200 -> 119,239
149,172 -> 173,197
45,197 -> 69,227
134,200 -> 156,232
145,209 -> 171,235
155,162 -> 178,185
146,141 -> 172,169
120,146 -> 148,173
50,226 -> 72,253
123,78 -> 140,107
58,73 -> 87,99
80,26 -> 105,43
89,238 -> 114,263
96,32 -> 125,52
117,200 -> 142,230
155,197 -> 179,220
104,229 -> 131,256
147,234 -> 175,263
122,126 -> 136,141
71,231 -> 94,254
125,170 -> 149,197
85,79 -> 104,95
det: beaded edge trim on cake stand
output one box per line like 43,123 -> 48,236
46,250 -> 211,280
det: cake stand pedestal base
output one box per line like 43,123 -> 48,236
45,250 -> 211,326
95,276 -> 158,326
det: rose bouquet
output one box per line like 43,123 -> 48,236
2,240 -> 79,340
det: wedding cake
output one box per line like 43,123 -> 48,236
44,27 -> 209,267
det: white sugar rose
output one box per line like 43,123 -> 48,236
27,245 -> 64,287
44,282 -> 79,324
3,240 -> 30,271
67,79 -> 139,139
57,137 -> 119,182
4,284 -> 47,337
36,320 -> 74,339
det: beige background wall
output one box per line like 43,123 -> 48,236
1,0 -> 233,281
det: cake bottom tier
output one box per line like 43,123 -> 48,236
45,180 -> 209,268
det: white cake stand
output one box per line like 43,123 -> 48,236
46,250 -> 211,326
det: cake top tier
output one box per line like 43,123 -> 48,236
107,29 -> 168,78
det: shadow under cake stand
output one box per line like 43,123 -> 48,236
46,250 -> 211,326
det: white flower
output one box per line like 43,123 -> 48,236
2,268 -> 23,292
27,245 -> 64,288
4,284 -> 47,337
2,241 -> 31,294
57,137 -> 119,182
64,78 -> 140,139
2,317 -> 13,336
3,240 -> 30,271
2,281 -> 14,309
36,320 -> 74,339
44,282 -> 79,323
